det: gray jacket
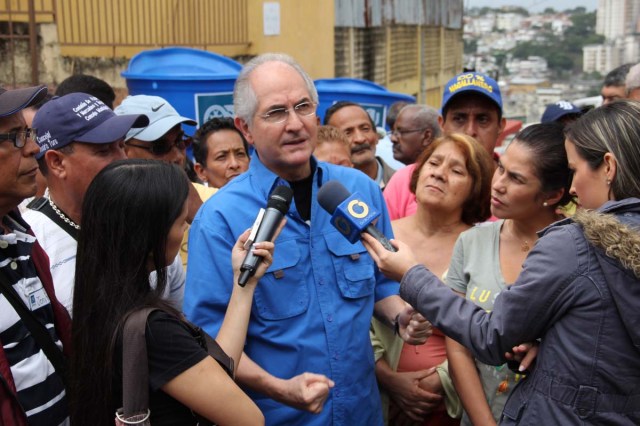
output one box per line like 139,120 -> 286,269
400,198 -> 640,425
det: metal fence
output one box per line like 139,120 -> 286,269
56,0 -> 249,49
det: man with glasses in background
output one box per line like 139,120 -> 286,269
0,84 -> 71,425
185,53 -> 430,425
23,92 -> 150,315
383,104 -> 441,220
115,94 -> 209,273
116,94 -> 195,167
324,101 -> 397,190
115,95 -> 206,223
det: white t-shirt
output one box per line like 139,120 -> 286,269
22,208 -> 185,316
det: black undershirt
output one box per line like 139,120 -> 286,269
287,173 -> 314,221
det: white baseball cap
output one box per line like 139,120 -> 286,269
115,95 -> 196,141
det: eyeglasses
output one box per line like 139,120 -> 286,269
0,128 -> 37,149
260,101 -> 317,124
126,132 -> 192,156
387,128 -> 428,138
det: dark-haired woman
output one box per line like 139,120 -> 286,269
363,101 -> 640,424
443,122 -> 572,425
70,159 -> 272,426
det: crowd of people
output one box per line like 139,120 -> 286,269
0,53 -> 639,426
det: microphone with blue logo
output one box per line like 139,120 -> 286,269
317,180 -> 397,252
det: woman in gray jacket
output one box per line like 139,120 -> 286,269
363,100 -> 640,425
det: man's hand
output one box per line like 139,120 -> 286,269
387,368 -> 442,422
274,372 -> 335,414
397,305 -> 432,345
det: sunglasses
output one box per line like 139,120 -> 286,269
126,132 -> 192,156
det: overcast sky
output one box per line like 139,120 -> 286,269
466,0 -> 597,12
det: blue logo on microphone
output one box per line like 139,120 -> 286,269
330,192 -> 380,243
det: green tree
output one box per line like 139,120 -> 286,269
506,10 -> 604,76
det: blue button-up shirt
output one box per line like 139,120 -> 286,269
184,154 -> 398,425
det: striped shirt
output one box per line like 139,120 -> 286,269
0,215 -> 69,426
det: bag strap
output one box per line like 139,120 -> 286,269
203,332 -> 235,379
0,270 -> 68,387
27,197 -> 79,240
181,322 -> 234,426
121,307 -> 157,418
182,321 -> 234,379
120,309 -> 235,424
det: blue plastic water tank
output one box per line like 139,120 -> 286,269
315,78 -> 415,129
122,47 -> 242,134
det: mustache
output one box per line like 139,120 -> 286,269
351,143 -> 371,153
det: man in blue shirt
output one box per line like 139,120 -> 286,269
184,53 -> 429,425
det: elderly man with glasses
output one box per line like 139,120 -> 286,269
383,105 -> 441,220
0,84 -> 71,426
184,53 -> 431,426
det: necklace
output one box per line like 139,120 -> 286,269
507,220 -> 531,252
48,197 -> 80,230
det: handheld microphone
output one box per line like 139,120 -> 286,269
238,185 -> 293,286
317,180 -> 397,252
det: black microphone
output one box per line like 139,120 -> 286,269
317,180 -> 397,252
238,185 -> 293,286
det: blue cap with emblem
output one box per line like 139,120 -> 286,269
441,72 -> 502,112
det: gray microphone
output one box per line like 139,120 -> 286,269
238,186 -> 293,286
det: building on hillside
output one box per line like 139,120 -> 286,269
596,0 -> 640,40
583,42 -> 623,73
584,0 -> 640,73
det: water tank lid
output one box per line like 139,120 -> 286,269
122,47 -> 242,80
315,78 -> 394,94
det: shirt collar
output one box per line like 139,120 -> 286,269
248,151 -> 325,197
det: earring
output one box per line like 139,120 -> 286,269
543,201 -> 548,207
606,179 -> 611,186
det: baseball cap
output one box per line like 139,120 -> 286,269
33,92 -> 149,159
441,72 -> 502,112
541,100 -> 582,123
114,95 -> 196,141
0,85 -> 48,117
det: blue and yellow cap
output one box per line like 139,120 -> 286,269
441,72 -> 502,112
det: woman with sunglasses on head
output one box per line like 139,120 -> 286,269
69,159 -> 277,425
363,101 -> 640,425
370,133 -> 494,426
